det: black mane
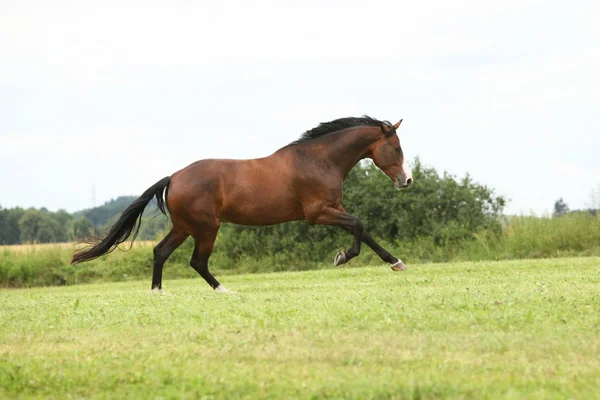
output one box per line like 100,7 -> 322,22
292,115 -> 391,144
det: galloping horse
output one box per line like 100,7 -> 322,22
72,116 -> 413,292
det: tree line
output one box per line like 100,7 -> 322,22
0,194 -> 170,245
0,207 -> 96,245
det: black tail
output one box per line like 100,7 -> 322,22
71,177 -> 171,264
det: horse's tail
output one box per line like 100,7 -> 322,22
71,177 -> 171,264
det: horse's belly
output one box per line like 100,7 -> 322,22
220,190 -> 304,226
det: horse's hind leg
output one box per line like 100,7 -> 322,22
190,227 -> 233,292
152,228 -> 189,291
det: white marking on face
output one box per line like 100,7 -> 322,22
402,160 -> 412,182
394,160 -> 413,189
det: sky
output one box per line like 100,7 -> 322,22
1,0 -> 599,215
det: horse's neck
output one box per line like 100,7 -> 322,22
319,128 -> 379,177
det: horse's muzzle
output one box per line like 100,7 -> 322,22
394,177 -> 413,190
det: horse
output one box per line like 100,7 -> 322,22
71,116 -> 413,292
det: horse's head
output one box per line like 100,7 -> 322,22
370,119 -> 413,189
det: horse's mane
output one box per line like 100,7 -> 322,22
292,115 -> 391,145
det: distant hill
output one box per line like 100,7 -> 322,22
72,195 -> 170,240
74,196 -> 163,227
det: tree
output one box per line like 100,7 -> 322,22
18,209 -> 62,243
52,209 -> 73,241
0,205 -> 8,244
0,207 -> 25,244
342,159 -> 505,244
72,216 -> 95,240
553,198 -> 569,217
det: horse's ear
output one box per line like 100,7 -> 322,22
393,119 -> 403,129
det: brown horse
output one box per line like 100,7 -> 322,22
72,116 -> 413,292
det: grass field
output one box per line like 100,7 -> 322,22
1,257 -> 599,399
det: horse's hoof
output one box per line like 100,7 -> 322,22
215,285 -> 237,294
391,260 -> 408,271
334,251 -> 347,266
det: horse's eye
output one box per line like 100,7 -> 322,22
395,148 -> 402,153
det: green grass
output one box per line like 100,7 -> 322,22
1,257 -> 599,399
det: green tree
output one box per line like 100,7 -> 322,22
72,216 -> 95,240
0,207 -> 25,244
18,209 -> 62,243
52,209 -> 73,241
343,159 -> 504,244
0,205 -> 8,244
553,198 -> 569,217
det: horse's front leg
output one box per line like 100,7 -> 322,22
335,204 -> 406,270
310,206 -> 363,265
358,230 -> 408,271
310,205 -> 408,271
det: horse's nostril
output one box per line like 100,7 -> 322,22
406,178 -> 413,186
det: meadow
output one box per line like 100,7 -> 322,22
1,257 -> 599,399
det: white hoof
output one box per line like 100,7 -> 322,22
391,260 -> 408,271
334,251 -> 347,266
215,285 -> 237,294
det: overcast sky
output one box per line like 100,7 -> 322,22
1,0 -> 599,215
